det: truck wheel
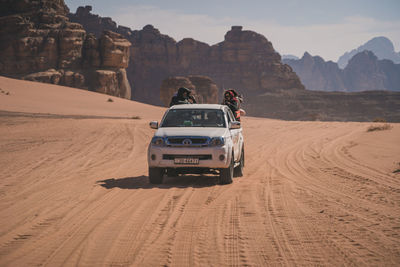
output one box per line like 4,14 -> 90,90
234,148 -> 244,177
220,156 -> 233,184
149,167 -> 164,184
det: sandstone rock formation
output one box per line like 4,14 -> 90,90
129,25 -> 304,105
283,51 -> 400,92
186,76 -> 219,104
68,6 -> 400,122
69,8 -> 304,105
160,76 -> 219,106
0,0 -> 131,99
67,6 -> 118,38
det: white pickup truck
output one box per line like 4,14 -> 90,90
148,104 -> 244,184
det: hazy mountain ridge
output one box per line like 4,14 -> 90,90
283,50 -> 400,92
281,54 -> 299,60
338,36 -> 400,68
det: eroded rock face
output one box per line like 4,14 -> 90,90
92,69 -> 131,98
67,5 -> 118,38
68,8 -> 304,104
100,31 -> 130,68
0,0 -> 131,99
69,7 -> 400,122
128,25 -> 304,105
160,77 -> 194,107
187,76 -> 219,104
160,76 -> 219,106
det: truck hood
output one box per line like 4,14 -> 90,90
155,127 -> 228,138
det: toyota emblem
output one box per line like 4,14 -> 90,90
182,139 -> 192,145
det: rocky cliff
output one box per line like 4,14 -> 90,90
0,0 -> 131,99
283,51 -> 400,92
67,6 -> 120,39
127,25 -> 305,105
68,7 -> 304,105
68,6 -> 400,122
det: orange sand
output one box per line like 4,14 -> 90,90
1,76 -> 399,266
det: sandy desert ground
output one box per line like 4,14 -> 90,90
0,76 -> 399,266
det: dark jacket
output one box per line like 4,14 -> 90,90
169,87 -> 196,107
222,91 -> 240,120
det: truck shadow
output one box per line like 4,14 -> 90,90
97,174 -> 220,189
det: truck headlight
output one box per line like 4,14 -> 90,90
210,137 -> 225,146
151,137 -> 165,146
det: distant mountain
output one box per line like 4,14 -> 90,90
345,50 -> 400,92
283,52 -> 346,91
283,51 -> 400,92
338,36 -> 400,68
281,54 -> 299,60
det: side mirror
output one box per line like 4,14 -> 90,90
229,121 -> 241,129
149,121 -> 159,129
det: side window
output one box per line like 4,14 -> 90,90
225,108 -> 235,123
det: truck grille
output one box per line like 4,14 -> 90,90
165,136 -> 209,147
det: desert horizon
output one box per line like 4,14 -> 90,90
1,76 -> 399,265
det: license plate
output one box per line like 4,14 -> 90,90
174,157 -> 199,165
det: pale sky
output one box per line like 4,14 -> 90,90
65,0 -> 400,61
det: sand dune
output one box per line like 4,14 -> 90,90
0,76 -> 165,119
1,76 -> 399,266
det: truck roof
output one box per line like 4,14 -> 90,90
169,104 -> 225,110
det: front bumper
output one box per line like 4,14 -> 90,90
148,144 -> 231,169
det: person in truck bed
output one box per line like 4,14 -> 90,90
222,90 -> 241,121
169,87 -> 197,107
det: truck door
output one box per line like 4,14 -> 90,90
226,108 -> 240,162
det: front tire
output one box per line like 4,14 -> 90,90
220,155 -> 233,184
149,167 -> 164,184
234,148 -> 244,177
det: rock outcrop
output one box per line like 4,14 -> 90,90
68,6 -> 400,122
131,25 -> 304,105
283,51 -> 400,92
0,0 -> 131,99
67,6 -> 118,38
69,8 -> 304,105
160,76 -> 219,106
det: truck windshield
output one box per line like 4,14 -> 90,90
161,109 -> 226,128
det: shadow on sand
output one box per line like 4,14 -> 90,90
96,174 -> 221,189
